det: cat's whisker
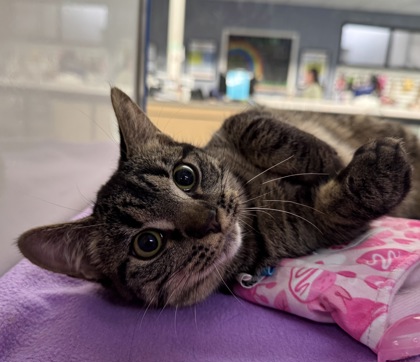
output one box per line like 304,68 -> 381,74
40,222 -> 106,232
71,223 -> 107,230
232,175 -> 265,203
247,207 -> 323,234
220,165 -> 230,199
174,305 -> 179,338
219,167 -> 224,196
239,218 -> 258,234
240,192 -> 272,205
166,271 -> 190,303
231,163 -> 277,203
128,294 -> 157,362
245,208 -> 276,220
24,192 -> 86,213
76,108 -> 119,144
238,214 -> 255,226
241,193 -> 324,215
238,229 -> 253,238
239,211 -> 253,219
231,188 -> 251,204
163,258 -> 199,310
158,281 -> 183,318
233,168 -> 277,203
157,264 -> 190,317
190,280 -> 199,330
194,304 -> 198,331
166,258 -> 197,287
262,200 -> 325,214
214,266 -> 244,306
261,172 -> 328,185
245,155 -> 294,185
75,183 -> 96,207
139,295 -> 157,328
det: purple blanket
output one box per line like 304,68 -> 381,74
0,259 -> 375,361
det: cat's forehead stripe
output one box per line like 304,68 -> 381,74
139,166 -> 169,178
117,258 -> 129,284
117,178 -> 156,205
114,208 -> 144,229
180,143 -> 196,159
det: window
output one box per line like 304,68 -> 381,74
405,33 -> 420,69
340,24 -> 390,67
340,23 -> 420,70
61,4 -> 108,44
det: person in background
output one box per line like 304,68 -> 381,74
303,68 -> 324,99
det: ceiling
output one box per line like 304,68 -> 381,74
222,0 -> 420,16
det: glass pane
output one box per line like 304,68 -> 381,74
388,30 -> 420,69
340,24 -> 391,67
389,30 -> 411,68
61,4 -> 109,44
406,33 -> 420,69
0,0 -> 140,275
224,32 -> 296,96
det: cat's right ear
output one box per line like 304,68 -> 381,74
111,87 -> 164,161
17,216 -> 102,281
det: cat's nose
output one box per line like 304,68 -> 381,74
185,208 -> 221,239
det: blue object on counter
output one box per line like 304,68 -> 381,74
226,69 -> 251,101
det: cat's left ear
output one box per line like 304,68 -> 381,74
17,216 -> 102,281
111,87 -> 169,160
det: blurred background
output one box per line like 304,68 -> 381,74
1,0 -> 420,275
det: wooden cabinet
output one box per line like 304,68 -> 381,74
147,101 -> 244,146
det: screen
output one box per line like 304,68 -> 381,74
226,34 -> 293,93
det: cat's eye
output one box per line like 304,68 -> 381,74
173,164 -> 197,191
132,230 -> 164,259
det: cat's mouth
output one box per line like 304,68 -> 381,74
163,220 -> 242,307
188,220 -> 242,282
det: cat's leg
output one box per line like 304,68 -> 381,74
313,137 -> 412,246
209,110 -> 344,181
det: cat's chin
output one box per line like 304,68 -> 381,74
199,222 -> 242,283
169,222 -> 243,307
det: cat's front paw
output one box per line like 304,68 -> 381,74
341,138 -> 412,216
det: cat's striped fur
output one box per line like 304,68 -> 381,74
18,88 -> 418,307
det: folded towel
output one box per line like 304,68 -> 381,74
0,261 -> 374,361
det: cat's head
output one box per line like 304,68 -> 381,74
18,88 -> 245,307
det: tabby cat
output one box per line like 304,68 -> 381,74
18,88 -> 420,308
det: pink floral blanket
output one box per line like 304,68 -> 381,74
235,217 -> 420,359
